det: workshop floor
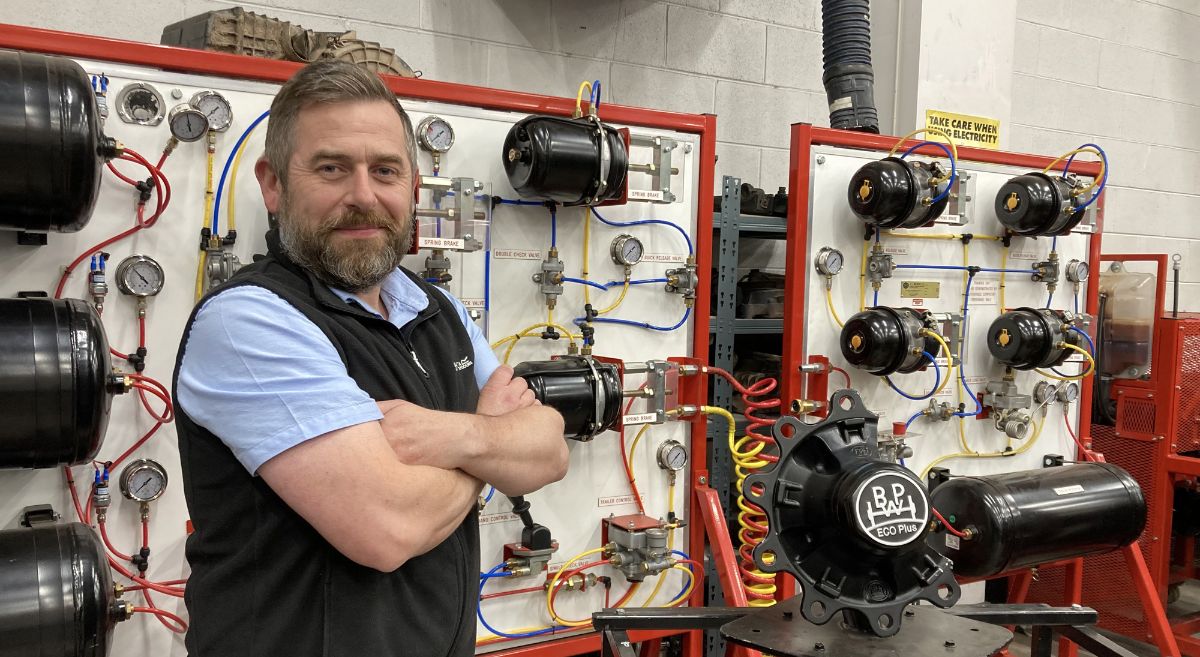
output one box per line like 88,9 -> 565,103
1007,580 -> 1200,656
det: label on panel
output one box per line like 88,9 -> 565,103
493,248 -> 544,260
969,279 -> 999,306
900,281 -> 940,299
417,236 -> 466,250
628,189 -> 665,202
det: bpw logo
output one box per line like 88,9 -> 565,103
453,356 -> 473,372
853,472 -> 929,548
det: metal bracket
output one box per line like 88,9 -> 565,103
622,359 -> 680,425
939,170 -> 974,227
19,504 -> 59,527
414,176 -> 487,251
629,134 -> 681,203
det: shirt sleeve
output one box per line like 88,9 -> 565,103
175,286 -> 384,475
434,287 -> 500,389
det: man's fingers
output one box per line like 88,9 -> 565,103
520,388 -> 537,406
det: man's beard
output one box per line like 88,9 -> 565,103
278,196 -> 413,292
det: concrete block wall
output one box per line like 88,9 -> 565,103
0,0 -> 837,195
1010,0 -> 1200,307
3,0 -> 1198,298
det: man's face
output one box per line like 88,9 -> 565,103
258,100 -> 416,291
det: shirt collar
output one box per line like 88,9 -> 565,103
328,268 -> 430,319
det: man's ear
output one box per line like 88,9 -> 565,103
256,157 -> 282,214
412,167 -> 421,206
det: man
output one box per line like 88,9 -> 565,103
173,59 -> 568,657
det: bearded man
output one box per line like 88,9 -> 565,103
173,59 -> 568,657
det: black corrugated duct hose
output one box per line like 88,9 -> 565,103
822,0 -> 879,133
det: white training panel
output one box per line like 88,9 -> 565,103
801,143 -> 1096,480
0,56 -> 700,656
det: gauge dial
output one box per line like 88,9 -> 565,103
1033,380 -> 1058,405
190,90 -> 233,132
610,234 -> 645,267
1066,259 -> 1090,283
416,116 -> 455,153
167,104 -> 209,142
815,246 -> 845,276
1056,381 -> 1080,403
656,440 -> 687,472
116,83 -> 165,126
119,459 -> 168,503
115,255 -> 165,297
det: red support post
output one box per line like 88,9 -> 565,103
1124,543 -> 1181,656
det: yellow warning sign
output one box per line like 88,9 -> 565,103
925,109 -> 1000,150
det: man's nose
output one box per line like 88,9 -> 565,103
343,167 -> 379,212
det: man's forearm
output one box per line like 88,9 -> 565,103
377,401 -> 567,497
459,406 -> 567,496
398,464 -> 483,556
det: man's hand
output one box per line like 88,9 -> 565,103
476,365 -> 538,417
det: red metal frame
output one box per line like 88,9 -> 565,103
0,23 -> 719,657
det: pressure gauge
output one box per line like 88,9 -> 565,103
656,440 -> 688,472
115,255 -> 165,297
416,116 -> 455,153
1066,259 -> 1090,284
167,104 -> 209,142
1033,380 -> 1058,405
116,83 -> 165,126
119,459 -> 168,503
1056,381 -> 1080,403
815,246 -> 845,276
190,90 -> 233,132
610,234 -> 645,267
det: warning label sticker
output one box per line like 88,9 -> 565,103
900,281 -> 940,299
925,109 -> 1001,150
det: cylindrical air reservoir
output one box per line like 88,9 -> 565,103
927,463 -> 1145,578
502,115 -> 628,206
994,171 -> 1083,236
847,157 -> 948,229
987,307 -> 1084,370
0,522 -> 123,657
0,298 -> 115,468
840,306 -> 939,375
0,50 -> 115,235
513,357 -> 622,440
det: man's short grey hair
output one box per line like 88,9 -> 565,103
264,58 -> 418,188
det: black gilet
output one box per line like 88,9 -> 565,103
172,230 -> 481,657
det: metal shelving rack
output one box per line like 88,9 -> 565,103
704,175 -> 787,657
